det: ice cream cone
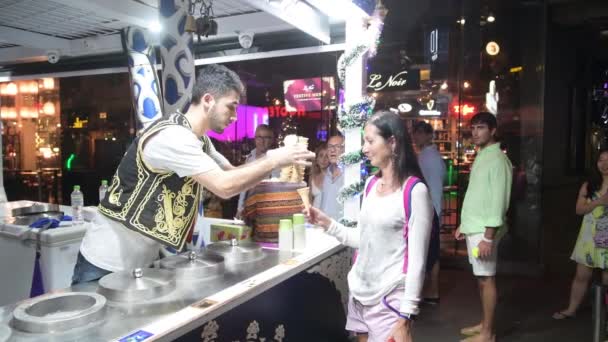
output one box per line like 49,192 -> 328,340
297,187 -> 311,210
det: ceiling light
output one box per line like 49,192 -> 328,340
457,18 -> 466,25
487,14 -> 495,23
485,41 -> 500,56
440,82 -> 448,90
148,21 -> 162,33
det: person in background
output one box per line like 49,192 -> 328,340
236,124 -> 281,218
320,134 -> 345,221
310,143 -> 329,209
553,149 -> 608,320
72,64 -> 315,284
412,121 -> 445,304
306,111 -> 433,342
455,112 -> 512,342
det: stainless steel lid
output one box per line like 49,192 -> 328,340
6,212 -> 64,226
11,292 -> 106,333
206,240 -> 264,263
97,268 -> 176,302
11,203 -> 61,217
159,250 -> 225,280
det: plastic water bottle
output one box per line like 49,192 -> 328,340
99,180 -> 108,203
71,185 -> 84,223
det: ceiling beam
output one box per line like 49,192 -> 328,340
50,0 -> 158,29
240,0 -> 331,43
305,0 -> 369,21
0,26 -> 71,51
0,34 -> 124,66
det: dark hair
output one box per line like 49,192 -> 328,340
413,121 -> 433,135
586,149 -> 608,199
471,112 -> 497,130
192,64 -> 244,105
255,124 -> 273,135
367,111 -> 425,185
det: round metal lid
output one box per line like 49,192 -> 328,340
159,250 -> 225,280
206,240 -> 264,263
97,268 -> 176,302
11,292 -> 106,333
11,203 -> 61,217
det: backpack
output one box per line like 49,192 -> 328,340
358,175 -> 438,273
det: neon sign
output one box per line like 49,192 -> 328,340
453,104 -> 476,116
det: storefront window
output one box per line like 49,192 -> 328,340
0,78 -> 62,203
371,1 -> 546,268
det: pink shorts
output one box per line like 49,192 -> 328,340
345,286 -> 405,342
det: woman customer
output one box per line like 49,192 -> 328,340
554,149 -> 608,319
305,111 -> 433,342
310,143 -> 329,208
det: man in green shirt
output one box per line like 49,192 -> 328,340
455,112 -> 512,342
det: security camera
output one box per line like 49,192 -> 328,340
238,32 -> 254,49
46,50 -> 60,64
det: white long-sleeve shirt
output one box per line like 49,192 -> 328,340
326,177 -> 433,315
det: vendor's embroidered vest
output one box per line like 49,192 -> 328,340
99,113 -> 209,251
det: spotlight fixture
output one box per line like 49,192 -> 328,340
487,14 -> 495,23
189,0 -> 218,40
440,82 -> 448,90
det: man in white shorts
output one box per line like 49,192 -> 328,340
455,112 -> 512,342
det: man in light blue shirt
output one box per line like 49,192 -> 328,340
236,124 -> 281,217
413,121 -> 445,304
320,135 -> 345,220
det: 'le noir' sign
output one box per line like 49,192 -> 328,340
367,70 -> 420,92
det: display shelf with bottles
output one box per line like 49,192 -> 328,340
404,116 -> 457,160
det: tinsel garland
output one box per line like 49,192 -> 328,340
338,97 -> 376,131
336,5 -> 386,227
337,17 -> 384,85
338,218 -> 358,228
337,179 -> 366,204
339,150 -> 366,166
337,44 -> 369,85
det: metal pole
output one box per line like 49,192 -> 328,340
592,284 -> 606,342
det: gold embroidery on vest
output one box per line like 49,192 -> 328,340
107,175 -> 123,207
131,175 -> 199,248
99,114 -> 200,249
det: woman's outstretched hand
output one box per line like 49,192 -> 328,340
303,206 -> 332,230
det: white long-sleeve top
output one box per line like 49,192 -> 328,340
326,177 -> 433,315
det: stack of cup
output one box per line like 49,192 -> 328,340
278,219 -> 293,251
293,213 -> 306,250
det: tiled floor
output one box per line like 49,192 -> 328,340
414,269 -> 593,341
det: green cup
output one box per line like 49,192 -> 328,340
279,219 -> 292,230
292,213 -> 305,226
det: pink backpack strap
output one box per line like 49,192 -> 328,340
365,175 -> 378,198
402,176 -> 421,273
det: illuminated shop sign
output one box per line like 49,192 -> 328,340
366,70 -> 420,92
283,77 -> 336,112
419,99 -> 441,116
